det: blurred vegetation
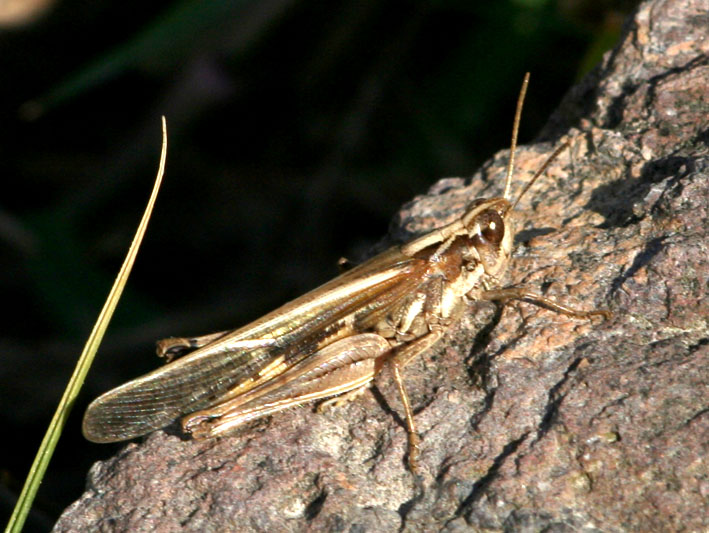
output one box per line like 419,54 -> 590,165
0,0 -> 635,529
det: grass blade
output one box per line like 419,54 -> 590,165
5,117 -> 168,533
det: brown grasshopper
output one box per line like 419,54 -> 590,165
83,74 -> 610,472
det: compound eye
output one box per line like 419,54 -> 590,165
479,211 -> 504,244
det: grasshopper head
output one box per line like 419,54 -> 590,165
461,197 -> 514,279
456,71 -> 567,281
459,137 -> 568,281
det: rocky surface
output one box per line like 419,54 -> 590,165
54,0 -> 708,531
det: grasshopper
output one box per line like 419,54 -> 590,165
83,74 -> 610,472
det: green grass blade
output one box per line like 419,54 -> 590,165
5,117 -> 168,533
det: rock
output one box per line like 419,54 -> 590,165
54,0 -> 708,530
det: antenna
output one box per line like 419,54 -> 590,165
503,72 -> 530,200
511,141 -> 569,211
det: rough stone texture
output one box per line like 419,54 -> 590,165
55,0 -> 708,531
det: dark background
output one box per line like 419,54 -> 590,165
0,0 -> 634,529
